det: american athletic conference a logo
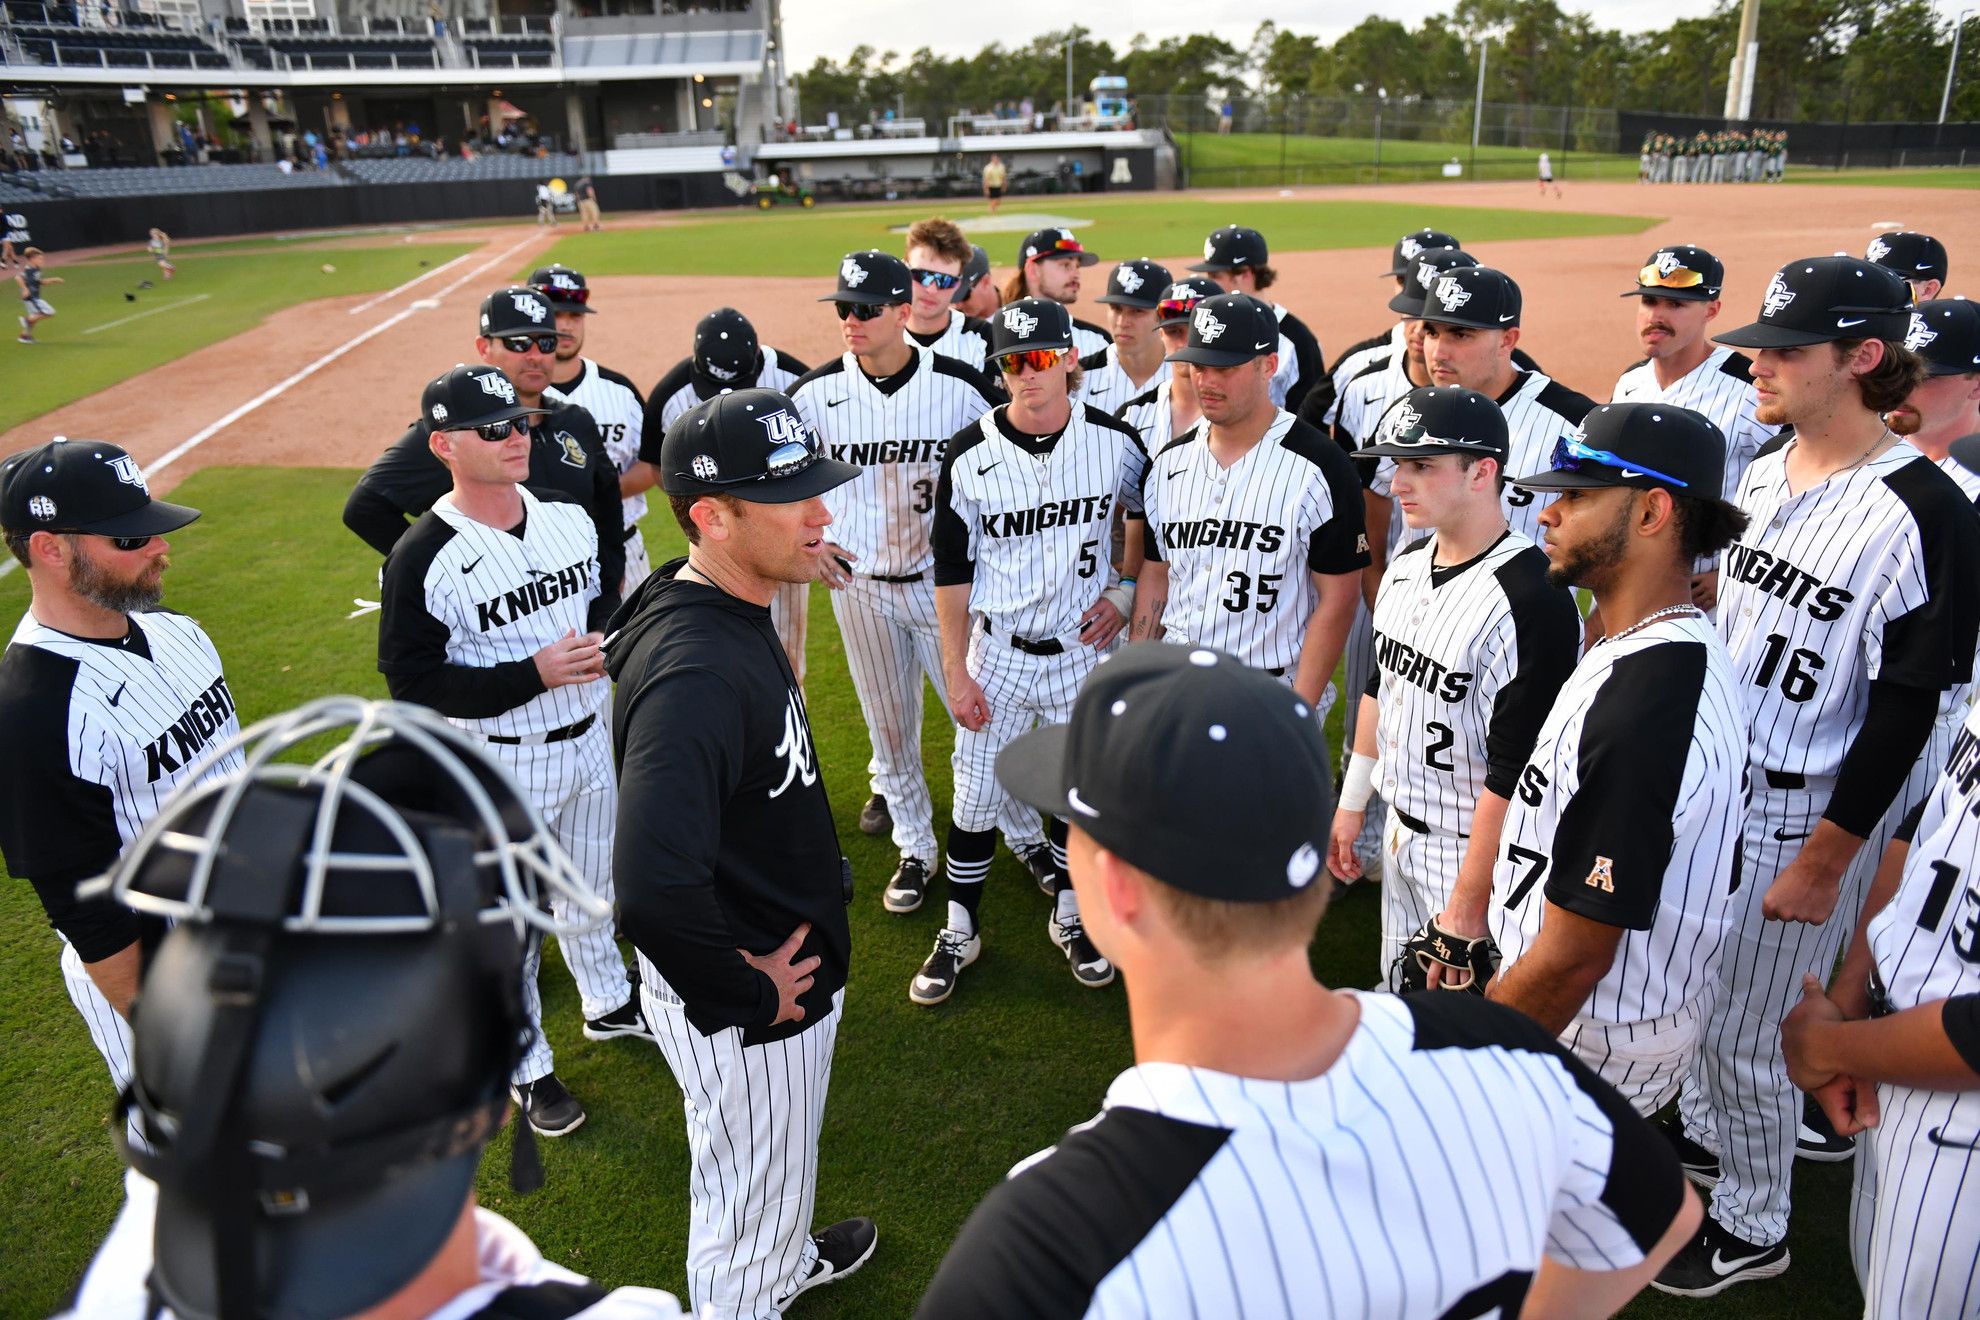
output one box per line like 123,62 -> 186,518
770,688 -> 818,797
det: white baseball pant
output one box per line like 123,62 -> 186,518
622,526 -> 652,596
60,939 -> 134,1094
769,582 -> 808,684
1850,1086 -> 1980,1316
1560,992 -> 1708,1117
1380,811 -> 1463,989
951,624 -> 1096,833
1681,760 -> 1932,1245
1341,601 -> 1387,874
492,721 -> 630,1085
640,958 -> 841,1320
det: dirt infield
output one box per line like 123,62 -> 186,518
6,179 -> 1976,495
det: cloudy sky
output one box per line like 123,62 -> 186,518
781,0 -> 1729,67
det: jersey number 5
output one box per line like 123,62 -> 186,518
1221,570 -> 1283,614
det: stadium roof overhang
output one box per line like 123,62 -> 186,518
0,61 -> 761,93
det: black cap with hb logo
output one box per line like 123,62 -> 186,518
2,437 -> 200,538
1715,256 -> 1914,349
659,387 -> 859,504
995,642 -> 1334,903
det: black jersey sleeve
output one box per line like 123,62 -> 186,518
1873,458 -> 1980,691
1277,310 -> 1325,415
375,515 -> 549,718
1483,550 -> 1582,799
640,359 -> 695,465
1944,993 -> 1980,1076
1826,680 -> 1940,837
344,424 -> 450,555
930,352 -> 1004,405
1544,642 -> 1709,929
1284,420 -> 1370,576
546,408 -> 626,609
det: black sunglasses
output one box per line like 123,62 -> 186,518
38,530 -> 155,551
908,268 -> 962,290
472,418 -> 529,441
497,333 -> 561,354
672,438 -> 821,488
834,302 -> 894,321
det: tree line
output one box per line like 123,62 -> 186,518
793,0 -> 1980,127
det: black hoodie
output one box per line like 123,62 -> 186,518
606,557 -> 848,1043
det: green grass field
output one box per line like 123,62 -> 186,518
2,240 -> 475,435
1783,165 -> 1980,187
0,468 -> 1862,1318
1173,131 -> 1644,185
533,195 -> 1658,280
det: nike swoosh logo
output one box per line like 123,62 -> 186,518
1773,827 -> 1810,842
1498,313 -> 1516,322
978,462 -> 1002,475
1620,469 -> 1648,478
1712,1248 -> 1775,1276
1836,317 -> 1868,328
1167,469 -> 1188,481
1928,1126 -> 1980,1150
1254,340 -> 1274,350
826,398 -> 848,408
462,556 -> 483,574
108,682 -> 125,707
1067,786 -> 1101,818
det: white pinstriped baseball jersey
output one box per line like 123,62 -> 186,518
1138,411 -> 1369,671
791,347 -> 998,578
1492,372 -> 1599,544
916,991 -> 1688,1320
1720,439 -> 1980,781
1610,347 -> 1776,504
545,358 -> 647,528
1490,612 -> 1747,1023
1937,456 -> 1980,730
1077,343 -> 1170,414
1069,317 -> 1113,360
907,309 -> 994,373
1321,325 -> 1405,428
649,346 -> 807,434
1366,531 -> 1580,837
378,487 -> 605,738
932,404 -> 1147,641
1114,381 -> 1186,457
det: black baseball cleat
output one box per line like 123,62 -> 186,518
883,856 -> 931,914
512,1074 -> 586,1137
1662,1119 -> 1721,1188
1020,844 -> 1059,895
1651,1215 -> 1789,1297
909,928 -> 979,1005
781,1216 -> 878,1302
1050,913 -> 1115,988
1796,1094 -> 1855,1162
582,996 -> 654,1042
858,794 -> 892,836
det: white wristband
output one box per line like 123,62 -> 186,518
1339,752 -> 1378,813
1100,581 -> 1136,618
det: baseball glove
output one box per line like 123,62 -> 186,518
1394,919 -> 1502,995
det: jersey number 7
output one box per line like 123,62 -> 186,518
1505,843 -> 1548,907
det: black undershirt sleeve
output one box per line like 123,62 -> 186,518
342,481 -> 417,556
30,865 -> 141,963
1482,561 -> 1581,799
1824,680 -> 1941,838
1893,797 -> 1929,845
376,530 -> 549,719
1943,994 -> 1980,1076
931,429 -> 978,587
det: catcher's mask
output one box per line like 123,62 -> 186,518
86,697 -> 611,1320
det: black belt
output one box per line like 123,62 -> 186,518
1766,770 -> 1806,789
622,524 -> 640,541
866,571 -> 924,584
1266,666 -> 1286,677
486,713 -> 596,746
1394,807 -> 1468,839
983,620 -> 1063,656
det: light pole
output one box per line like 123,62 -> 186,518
1471,37 -> 1488,178
1941,8 -> 1974,125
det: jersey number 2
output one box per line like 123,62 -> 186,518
1424,721 -> 1455,771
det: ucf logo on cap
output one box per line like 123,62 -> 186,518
477,372 -> 517,405
1400,237 -> 1426,260
1761,272 -> 1796,318
758,408 -> 810,448
1433,277 -> 1471,312
1655,250 -> 1685,277
1906,313 -> 1938,353
1116,265 -> 1143,293
1381,402 -> 1423,444
1001,305 -> 1039,338
1192,306 -> 1226,343
1867,236 -> 1893,264
840,256 -> 869,287
512,292 -> 547,323
109,454 -> 147,490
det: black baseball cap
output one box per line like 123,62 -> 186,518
478,286 -> 563,339
957,244 -> 991,301
1094,258 -> 1174,309
1905,299 -> 1980,375
1511,401 -> 1726,495
693,307 -> 759,384
528,264 -> 594,313
1389,248 -> 1478,317
1949,432 -> 1980,475
1359,386 -> 1509,460
995,642 -> 1333,903
1155,276 -> 1223,326
1385,229 -> 1460,277
1165,293 -> 1280,368
1624,245 -> 1724,302
1715,256 -> 1914,349
1188,225 -> 1268,273
1867,231 -> 1948,286
418,364 -> 544,434
822,249 -> 911,305
989,298 -> 1074,359
1020,227 -> 1099,267
658,387 -> 858,504
1417,265 -> 1522,331
2,438 -> 199,539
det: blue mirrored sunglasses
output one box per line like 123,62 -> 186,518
909,268 -> 962,290
1549,435 -> 1689,488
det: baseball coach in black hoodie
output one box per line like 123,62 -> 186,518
606,387 -> 877,1318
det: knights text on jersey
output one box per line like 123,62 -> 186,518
1078,345 -> 1170,414
378,487 -> 606,738
545,358 -> 648,528
1139,411 -> 1370,671
1609,347 -> 1776,503
639,346 -> 810,463
914,991 -> 1685,1320
0,609 -> 242,882
1719,440 -> 1980,779
790,347 -> 999,578
908,310 -> 994,373
1494,372 -> 1599,545
931,404 -> 1148,641
1490,612 -> 1747,1023
1367,531 -> 1580,835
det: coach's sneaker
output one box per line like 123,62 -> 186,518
1662,1120 -> 1721,1188
583,996 -> 654,1042
858,793 -> 892,836
883,856 -> 931,914
1651,1215 -> 1789,1297
1020,844 -> 1059,895
910,927 -> 980,1004
781,1216 -> 878,1303
1796,1094 -> 1855,1162
1050,913 -> 1115,988
512,1074 -> 586,1137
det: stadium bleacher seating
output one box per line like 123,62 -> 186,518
233,33 -> 436,70
340,152 -> 590,185
8,23 -> 232,69
25,163 -> 351,198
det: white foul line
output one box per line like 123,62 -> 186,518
82,293 -> 212,335
346,249 -> 476,315
142,233 -> 545,484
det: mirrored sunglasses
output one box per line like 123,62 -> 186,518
834,302 -> 892,321
999,348 -> 1067,374
909,268 -> 962,290
1637,263 -> 1707,291
1550,435 -> 1689,488
497,333 -> 562,354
